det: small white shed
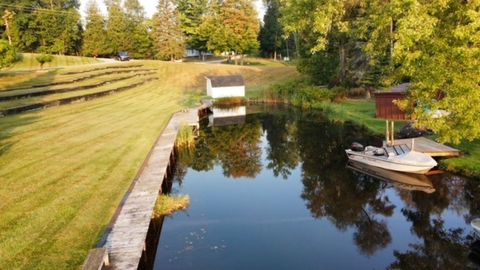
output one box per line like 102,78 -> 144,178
206,75 -> 245,98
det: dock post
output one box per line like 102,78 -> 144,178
385,120 -> 390,146
391,121 -> 395,145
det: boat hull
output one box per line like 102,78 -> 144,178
346,150 -> 435,174
472,219 -> 480,238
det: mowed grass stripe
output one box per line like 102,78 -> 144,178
0,94 -> 179,269
0,82 -> 175,182
1,108 -> 178,269
0,83 -> 165,156
0,84 -> 178,217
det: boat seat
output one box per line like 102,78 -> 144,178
385,144 -> 410,156
384,146 -> 396,157
400,144 -> 410,153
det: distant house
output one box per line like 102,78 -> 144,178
206,75 -> 245,98
185,49 -> 213,58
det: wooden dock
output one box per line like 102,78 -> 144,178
92,108 -> 199,270
385,137 -> 461,157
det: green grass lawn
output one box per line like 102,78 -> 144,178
0,60 -> 297,269
222,57 -> 290,67
441,140 -> 480,178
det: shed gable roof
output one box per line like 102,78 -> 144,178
207,75 -> 244,88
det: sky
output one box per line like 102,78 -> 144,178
79,0 -> 266,21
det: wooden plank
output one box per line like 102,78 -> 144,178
82,248 -> 109,270
103,108 -> 199,269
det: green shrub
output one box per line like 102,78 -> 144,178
267,80 -> 336,108
35,54 -> 54,69
0,40 -> 16,69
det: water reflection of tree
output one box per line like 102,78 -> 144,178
174,147 -> 196,186
387,174 -> 475,269
262,112 -> 300,179
173,107 -> 480,266
183,120 -> 263,179
297,114 -> 393,256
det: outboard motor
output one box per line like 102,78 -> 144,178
350,142 -> 364,152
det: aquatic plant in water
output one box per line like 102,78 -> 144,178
176,124 -> 195,148
153,194 -> 190,218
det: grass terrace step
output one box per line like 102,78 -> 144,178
0,71 -> 157,100
60,63 -> 144,76
1,68 -> 156,92
0,75 -> 158,116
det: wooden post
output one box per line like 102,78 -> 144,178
391,121 -> 395,145
385,120 -> 390,146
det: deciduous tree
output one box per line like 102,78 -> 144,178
200,0 -> 260,65
365,0 -> 480,143
176,0 -> 209,58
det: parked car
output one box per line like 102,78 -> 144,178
115,52 -> 130,61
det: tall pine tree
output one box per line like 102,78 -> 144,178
35,0 -> 82,54
83,0 -> 106,57
259,0 -> 282,59
151,0 -> 185,61
124,0 -> 152,59
105,0 -> 128,55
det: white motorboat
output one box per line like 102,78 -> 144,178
347,160 -> 435,193
345,143 -> 437,174
472,218 -> 480,238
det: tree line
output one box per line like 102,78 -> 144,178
0,0 -> 263,62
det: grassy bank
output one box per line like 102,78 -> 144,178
259,80 -> 480,178
0,60 -> 297,269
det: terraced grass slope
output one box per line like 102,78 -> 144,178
0,60 -> 298,269
0,64 -> 158,116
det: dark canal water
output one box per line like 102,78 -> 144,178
151,105 -> 480,270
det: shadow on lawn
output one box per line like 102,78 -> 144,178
0,69 -> 57,156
